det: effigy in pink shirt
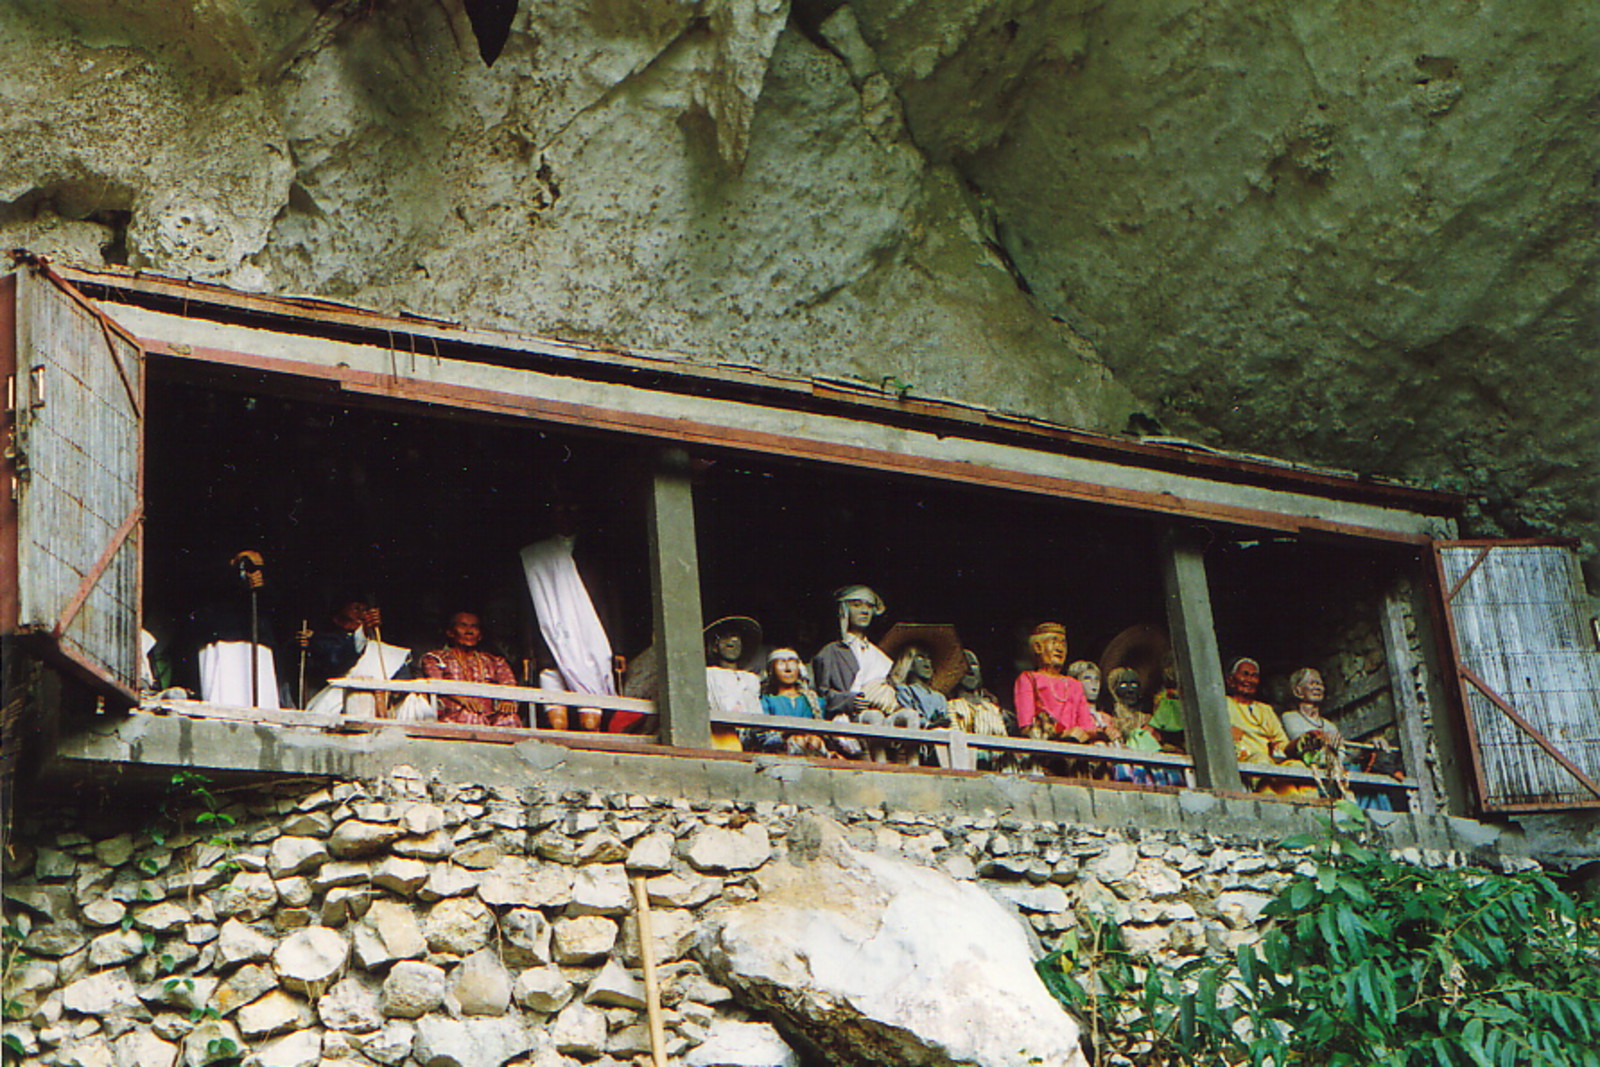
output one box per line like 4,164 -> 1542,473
1014,670 -> 1096,734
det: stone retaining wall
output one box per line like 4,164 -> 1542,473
1,767 -> 1522,1067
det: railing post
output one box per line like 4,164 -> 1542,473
1159,524 -> 1244,792
648,447 -> 710,748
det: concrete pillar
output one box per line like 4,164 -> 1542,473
648,447 -> 709,748
1159,525 -> 1243,792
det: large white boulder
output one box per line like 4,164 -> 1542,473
700,816 -> 1087,1067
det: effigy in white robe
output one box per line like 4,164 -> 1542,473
198,641 -> 282,710
520,536 -> 617,697
304,632 -> 419,718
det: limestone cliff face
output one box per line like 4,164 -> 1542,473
2,0 -> 1596,565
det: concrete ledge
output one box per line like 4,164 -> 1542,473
46,710 -> 1502,856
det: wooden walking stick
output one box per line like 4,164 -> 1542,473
297,618 -> 309,709
631,876 -> 669,1067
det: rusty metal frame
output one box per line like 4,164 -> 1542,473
145,337 -> 1436,545
1432,540 -> 1600,812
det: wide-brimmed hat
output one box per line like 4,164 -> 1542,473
1100,623 -> 1171,698
832,585 -> 886,615
878,623 -> 965,694
704,616 -> 763,671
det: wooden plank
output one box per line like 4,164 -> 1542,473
0,272 -> 19,634
60,265 -> 1461,515
327,677 -> 654,715
1380,586 -> 1438,818
1460,666 -> 1600,802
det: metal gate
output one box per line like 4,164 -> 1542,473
9,265 -> 144,698
1434,540 -> 1600,811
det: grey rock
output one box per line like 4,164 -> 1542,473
138,975 -> 218,1013
61,970 -> 141,1015
279,810 -> 332,837
272,926 -> 349,993
549,1002 -> 607,1058
113,1029 -> 178,1067
212,963 -> 277,1015
450,843 -> 503,870
399,804 -> 446,836
682,825 -> 771,873
701,815 -> 1086,1067
312,862 -> 372,892
412,1016 -> 534,1067
645,872 -> 720,908
511,967 -> 574,1013
320,886 -> 374,927
568,864 -> 630,916
418,864 -> 479,902
4,884 -> 74,922
371,857 -> 429,896
81,898 -> 128,928
573,832 -> 628,865
380,961 -> 446,1019
274,877 -> 313,908
551,916 -> 617,964
59,1035 -> 116,1067
352,900 -> 427,969
582,959 -> 644,1009
316,974 -> 384,1033
985,883 -> 1070,914
620,908 -> 697,967
215,917 -> 276,969
236,989 -> 314,1038
328,820 -> 406,859
450,949 -> 512,1016
88,929 -> 147,968
250,1027 -> 320,1067
499,908 -> 551,968
23,922 -> 88,957
133,901 -> 191,934
392,830 -> 455,861
354,1021 -> 413,1065
624,832 -> 674,873
423,897 -> 493,956
35,848 -> 77,880
608,1024 -> 654,1057
266,836 -> 329,879
180,1018 -> 244,1066
684,1020 -> 799,1067
213,871 -> 278,920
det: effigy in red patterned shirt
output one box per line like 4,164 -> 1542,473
420,612 -> 524,727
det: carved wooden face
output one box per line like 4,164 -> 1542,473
1109,669 -> 1141,707
711,630 -> 744,665
446,613 -> 482,649
1293,669 -> 1325,703
770,655 -> 802,687
959,650 -> 982,691
842,598 -> 877,632
905,645 -> 934,685
1226,660 -> 1261,699
1032,632 -> 1067,671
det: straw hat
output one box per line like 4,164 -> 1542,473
704,616 -> 764,671
878,623 -> 965,694
1100,623 -> 1171,698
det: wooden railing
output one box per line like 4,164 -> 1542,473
141,676 -> 1420,799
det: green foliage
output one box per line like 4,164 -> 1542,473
1039,808 -> 1600,1067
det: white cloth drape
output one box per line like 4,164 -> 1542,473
198,641 -> 281,710
520,537 -> 616,696
304,630 -> 415,717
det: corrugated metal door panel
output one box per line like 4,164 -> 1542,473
14,270 -> 142,696
1435,541 -> 1600,811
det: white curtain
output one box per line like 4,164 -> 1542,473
520,536 -> 616,696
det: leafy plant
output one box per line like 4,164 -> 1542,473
1039,803 -> 1600,1067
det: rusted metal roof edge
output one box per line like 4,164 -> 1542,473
49,262 -> 1462,516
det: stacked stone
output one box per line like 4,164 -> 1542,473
1,769 -> 794,1067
